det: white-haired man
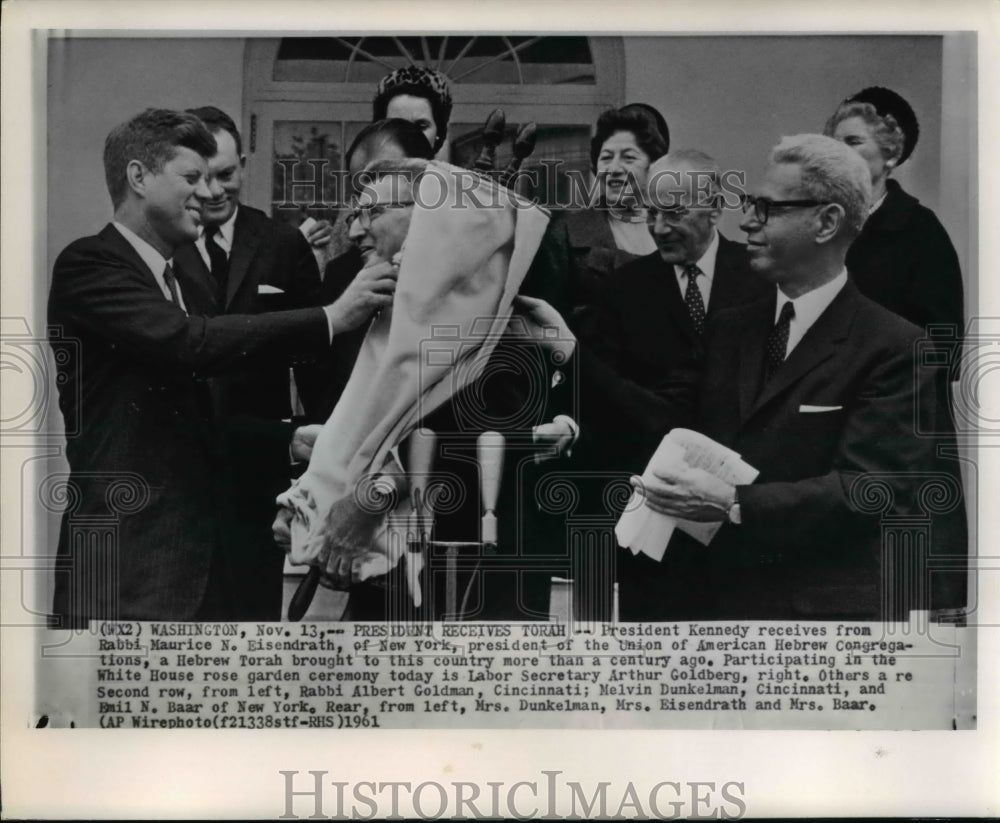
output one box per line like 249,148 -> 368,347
632,133 -> 968,620
530,134 -> 967,621
588,149 -> 767,393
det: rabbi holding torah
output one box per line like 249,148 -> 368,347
274,158 -> 578,620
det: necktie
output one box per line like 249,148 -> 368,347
162,262 -> 182,306
204,224 -> 229,304
682,263 -> 707,335
765,301 -> 795,379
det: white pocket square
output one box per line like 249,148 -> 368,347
258,285 -> 285,294
799,404 -> 843,413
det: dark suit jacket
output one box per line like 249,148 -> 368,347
847,179 -> 964,336
172,205 -> 325,620
585,234 -> 768,393
47,223 -> 330,622
174,204 -> 323,419
577,280 -> 967,621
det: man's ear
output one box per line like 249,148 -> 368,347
239,154 -> 247,169
125,160 -> 149,198
815,203 -> 845,245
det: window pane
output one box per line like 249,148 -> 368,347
270,120 -> 368,229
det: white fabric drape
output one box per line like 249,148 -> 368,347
278,162 -> 550,585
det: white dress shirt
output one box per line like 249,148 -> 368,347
774,268 -> 848,358
673,230 -> 719,310
112,221 -> 187,312
195,205 -> 237,270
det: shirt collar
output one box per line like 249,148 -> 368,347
200,204 -> 238,247
112,221 -> 171,276
869,192 -> 888,215
775,268 -> 848,328
673,230 -> 719,284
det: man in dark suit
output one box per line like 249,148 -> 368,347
576,151 -> 766,617
588,149 -> 768,393
47,108 -> 386,625
530,134 -> 967,621
625,134 -> 967,621
173,107 -> 329,620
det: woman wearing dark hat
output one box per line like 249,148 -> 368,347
561,103 -> 670,327
372,65 -> 453,157
825,86 -> 964,336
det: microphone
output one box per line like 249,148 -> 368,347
404,429 -> 437,611
477,431 -> 505,548
407,428 -> 438,535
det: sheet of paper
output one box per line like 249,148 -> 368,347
614,429 -> 758,559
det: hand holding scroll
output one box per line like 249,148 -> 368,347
631,465 -> 735,522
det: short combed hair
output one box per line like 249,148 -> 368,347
355,156 -> 431,193
770,134 -> 872,236
103,108 -> 216,209
187,105 -> 242,156
590,106 -> 669,171
823,100 -> 906,166
346,118 -> 434,171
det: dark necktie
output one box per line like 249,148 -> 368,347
162,262 -> 182,306
682,263 -> 707,335
765,300 -> 795,379
204,224 -> 229,303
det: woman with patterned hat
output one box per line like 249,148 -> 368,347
825,86 -> 964,337
373,65 -> 453,157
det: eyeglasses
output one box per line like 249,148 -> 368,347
740,195 -> 829,225
345,200 -> 414,231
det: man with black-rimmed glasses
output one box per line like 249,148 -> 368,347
527,134 -> 967,621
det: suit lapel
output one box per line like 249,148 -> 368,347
736,296 -> 774,422
631,254 -> 696,344
662,263 -> 699,342
744,282 -> 859,422
225,207 -> 260,310
708,237 -> 741,313
99,224 -> 161,289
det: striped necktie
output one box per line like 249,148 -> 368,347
162,262 -> 182,305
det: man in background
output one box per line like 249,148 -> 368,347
173,106 -> 398,620
588,149 -> 767,394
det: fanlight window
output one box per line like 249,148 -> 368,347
274,36 -> 597,85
